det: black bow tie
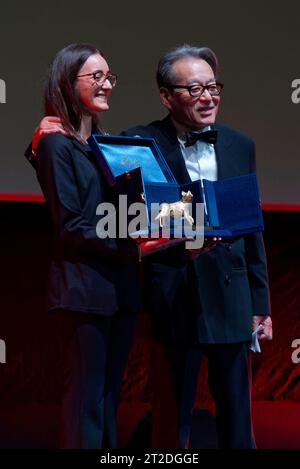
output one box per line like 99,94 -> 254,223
185,129 -> 218,147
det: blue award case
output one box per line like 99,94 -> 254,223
88,134 -> 264,239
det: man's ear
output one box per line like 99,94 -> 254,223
159,87 -> 172,110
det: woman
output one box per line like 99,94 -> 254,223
35,43 -> 141,449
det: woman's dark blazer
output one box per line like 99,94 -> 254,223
35,133 -> 141,316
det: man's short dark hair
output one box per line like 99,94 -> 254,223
156,44 -> 219,88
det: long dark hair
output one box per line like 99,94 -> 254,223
44,43 -> 104,141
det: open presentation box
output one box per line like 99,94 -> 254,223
88,134 -> 263,252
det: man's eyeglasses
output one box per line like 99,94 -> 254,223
166,82 -> 223,97
77,70 -> 117,87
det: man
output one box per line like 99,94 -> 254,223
26,45 -> 272,449
122,45 -> 272,449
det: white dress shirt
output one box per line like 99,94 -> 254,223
178,126 -> 218,182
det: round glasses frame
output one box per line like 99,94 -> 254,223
77,71 -> 117,87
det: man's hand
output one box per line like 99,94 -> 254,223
32,116 -> 68,154
252,315 -> 273,342
186,236 -> 221,260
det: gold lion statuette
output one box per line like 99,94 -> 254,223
155,191 -> 194,228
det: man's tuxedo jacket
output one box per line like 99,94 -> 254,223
123,116 -> 270,344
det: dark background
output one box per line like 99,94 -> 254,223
0,0 -> 300,204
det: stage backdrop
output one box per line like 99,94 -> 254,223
0,0 -> 300,205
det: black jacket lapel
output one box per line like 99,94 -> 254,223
155,116 -> 192,184
213,123 -> 244,179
